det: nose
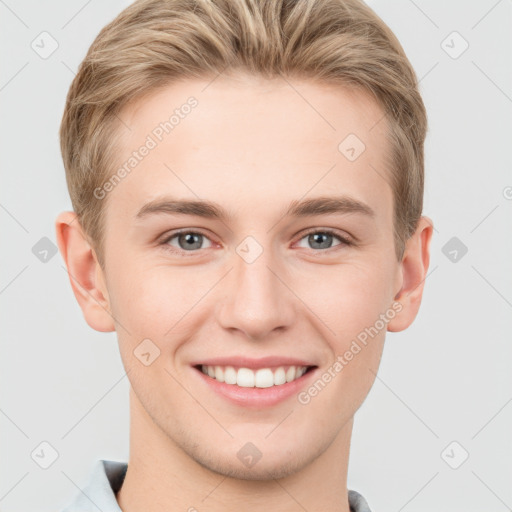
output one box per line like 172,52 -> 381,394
216,244 -> 296,341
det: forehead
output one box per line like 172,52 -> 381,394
108,73 -> 393,225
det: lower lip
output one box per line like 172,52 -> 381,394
193,366 -> 318,408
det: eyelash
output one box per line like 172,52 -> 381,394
159,228 -> 353,257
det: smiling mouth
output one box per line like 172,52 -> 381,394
193,364 -> 317,388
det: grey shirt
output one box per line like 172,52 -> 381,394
60,459 -> 372,512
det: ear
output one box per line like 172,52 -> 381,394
387,216 -> 434,332
55,211 -> 115,332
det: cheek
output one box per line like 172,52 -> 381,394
106,261 -> 214,342
328,264 -> 393,392
297,266 -> 391,416
294,261 -> 392,396
294,259 -> 394,337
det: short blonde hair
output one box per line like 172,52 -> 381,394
60,0 -> 427,267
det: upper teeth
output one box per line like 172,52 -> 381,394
200,365 -> 308,388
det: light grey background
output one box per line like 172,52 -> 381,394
1,1 -> 511,511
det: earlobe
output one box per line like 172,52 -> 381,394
387,216 -> 434,332
55,211 -> 115,333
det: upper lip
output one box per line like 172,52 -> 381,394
191,356 -> 317,370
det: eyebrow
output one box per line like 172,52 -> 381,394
135,195 -> 375,222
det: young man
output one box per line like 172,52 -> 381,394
56,0 -> 432,510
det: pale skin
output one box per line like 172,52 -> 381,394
56,73 -> 433,512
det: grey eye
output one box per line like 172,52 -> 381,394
167,232 -> 213,251
296,231 -> 345,250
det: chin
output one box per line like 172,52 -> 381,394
190,442 -> 315,481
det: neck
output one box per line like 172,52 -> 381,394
116,387 -> 353,512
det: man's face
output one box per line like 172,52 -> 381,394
98,74 -> 402,478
